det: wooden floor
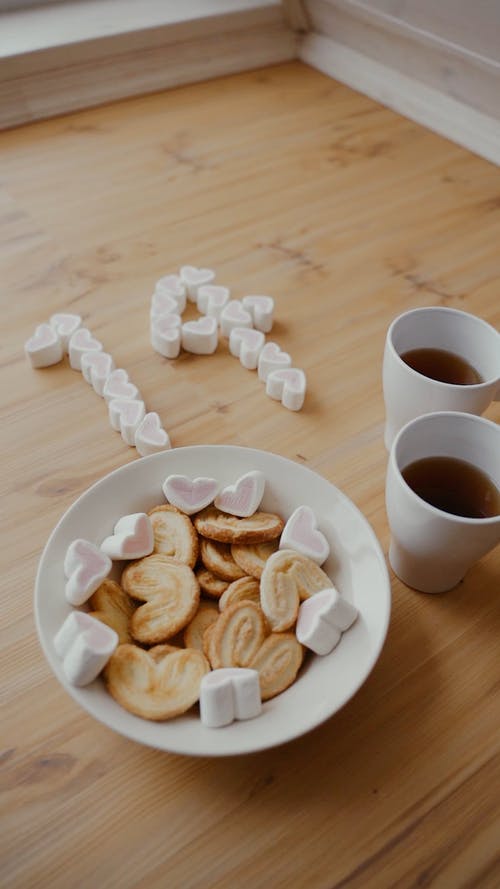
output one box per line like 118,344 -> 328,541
1,62 -> 499,889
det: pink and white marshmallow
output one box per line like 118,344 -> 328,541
68,328 -> 103,371
154,274 -> 187,314
134,412 -> 171,456
49,313 -> 82,352
200,667 -> 261,728
219,300 -> 253,338
25,323 -> 63,369
280,506 -> 330,565
296,588 -> 358,655
197,285 -> 230,319
81,351 -> 115,395
242,296 -> 274,333
150,292 -> 179,320
54,611 -> 118,686
163,474 -> 220,515
103,369 -> 140,403
266,367 -> 306,411
180,265 -> 215,303
150,314 -> 182,359
64,539 -> 112,606
214,471 -> 265,518
257,342 -> 292,382
229,327 -> 265,370
108,397 -> 146,445
101,513 -> 154,560
181,316 -> 218,355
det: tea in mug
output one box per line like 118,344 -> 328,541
400,348 -> 482,385
402,456 -> 500,519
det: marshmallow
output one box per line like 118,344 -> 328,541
150,314 -> 182,359
280,506 -> 330,566
54,611 -> 118,686
181,316 -> 218,355
229,327 -> 265,370
81,351 -> 115,394
180,265 -> 215,303
163,474 -> 220,515
200,667 -> 262,728
135,412 -> 171,456
197,285 -> 230,319
257,342 -> 292,382
219,300 -> 253,338
296,588 -> 358,655
108,397 -> 146,445
103,369 -> 140,403
242,296 -> 274,333
25,323 -> 63,369
68,328 -> 103,371
64,539 -> 112,606
150,292 -> 179,320
101,513 -> 154,560
49,313 -> 82,352
155,274 -> 187,314
266,367 -> 306,411
214,471 -> 265,518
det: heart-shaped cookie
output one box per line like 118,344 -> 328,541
88,579 -> 135,644
49,313 -> 82,352
122,554 -> 200,644
183,601 -> 219,652
219,300 -> 253,338
229,327 -> 266,370
249,632 -> 304,700
181,316 -> 218,355
214,471 -> 265,518
180,265 -> 215,302
25,323 -> 64,368
103,369 -> 140,402
163,474 -> 220,515
218,576 -> 261,611
135,412 -> 171,456
258,342 -> 292,382
260,548 -> 332,631
266,367 -> 306,411
194,507 -> 284,544
150,314 -> 182,359
231,539 -> 279,579
242,296 -> 274,333
280,505 -> 330,565
200,538 -> 246,581
64,538 -> 112,606
148,504 -> 199,566
101,513 -> 154,560
68,328 -> 103,371
207,600 -> 268,669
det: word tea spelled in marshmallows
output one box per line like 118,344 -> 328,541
108,398 -> 146,445
242,296 -> 274,333
181,316 -> 218,355
68,328 -> 103,371
151,314 -> 182,359
50,313 -> 82,352
229,327 -> 265,370
25,324 -> 63,369
197,285 -> 230,319
266,367 -> 306,411
219,301 -> 252,338
257,342 -> 292,382
180,266 -> 215,303
135,412 -> 171,456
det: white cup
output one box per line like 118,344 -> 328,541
386,411 -> 500,594
383,307 -> 500,450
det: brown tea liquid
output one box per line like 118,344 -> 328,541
400,348 -> 483,385
402,456 -> 500,519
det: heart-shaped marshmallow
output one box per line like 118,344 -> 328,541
25,323 -> 63,369
135,411 -> 171,456
197,285 -> 230,319
68,328 -> 103,371
219,300 -> 253,338
242,296 -> 274,333
296,588 -> 358,655
150,292 -> 179,320
54,611 -> 118,686
200,667 -> 261,728
150,314 -> 182,359
81,351 -> 115,394
163,474 -> 220,515
180,265 -> 215,302
103,369 -> 140,403
266,367 -> 306,411
155,274 -> 187,314
108,397 -> 146,445
280,506 -> 330,565
257,341 -> 292,381
181,316 -> 218,355
229,327 -> 266,370
64,538 -> 112,606
214,471 -> 265,518
49,313 -> 82,352
101,513 -> 154,560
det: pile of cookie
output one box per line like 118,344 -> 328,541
54,471 -> 358,728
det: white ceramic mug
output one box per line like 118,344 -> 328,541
386,411 -> 500,594
383,306 -> 500,450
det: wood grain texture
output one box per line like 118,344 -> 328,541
1,62 -> 499,889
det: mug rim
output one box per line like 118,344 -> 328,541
389,410 -> 500,527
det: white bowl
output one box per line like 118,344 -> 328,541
34,446 -> 391,756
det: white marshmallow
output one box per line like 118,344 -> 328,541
181,316 -> 218,355
150,314 -> 182,359
296,589 -> 358,656
68,328 -> 103,371
242,296 -> 274,333
108,397 -> 146,445
150,292 -> 179,320
49,313 -> 82,352
81,351 -> 115,394
257,341 -> 292,381
163,474 -> 220,515
54,611 -> 118,686
103,369 -> 140,403
154,274 -> 187,314
197,285 -> 230,319
280,506 -> 330,566
266,367 -> 306,411
214,471 -> 265,518
25,323 -> 63,369
135,412 -> 171,456
200,668 -> 262,728
101,513 -> 154,560
219,300 -> 253,338
180,265 -> 215,303
229,327 -> 265,370
64,539 -> 112,607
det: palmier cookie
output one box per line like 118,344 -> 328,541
218,576 -> 261,611
195,566 -> 229,599
183,601 -> 219,652
105,644 -> 210,721
148,504 -> 198,568
208,600 -> 268,670
194,507 -> 284,544
88,579 -> 135,644
250,633 -> 304,700
231,540 -> 279,579
260,549 -> 331,632
200,538 -> 246,582
122,554 -> 200,645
